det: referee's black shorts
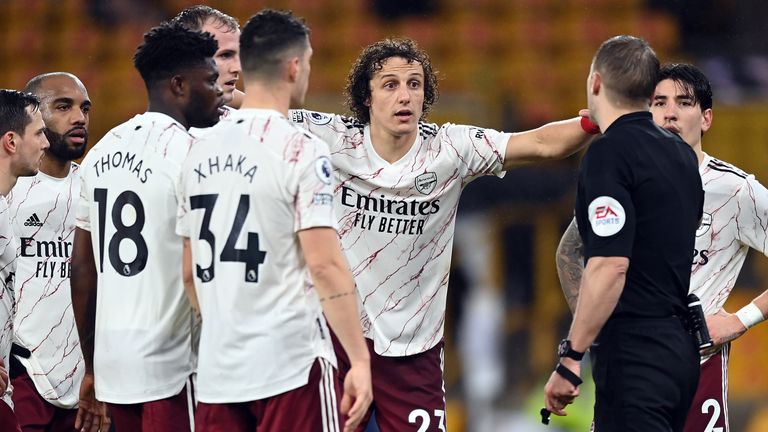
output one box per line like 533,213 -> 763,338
591,316 -> 700,432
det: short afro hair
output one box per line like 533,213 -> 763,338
345,38 -> 438,124
133,21 -> 219,86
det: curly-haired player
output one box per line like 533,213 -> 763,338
292,37 -> 595,431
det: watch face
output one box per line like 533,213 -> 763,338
557,339 -> 569,357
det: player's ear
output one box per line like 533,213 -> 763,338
170,75 -> 186,97
701,108 -> 713,134
287,57 -> 300,83
1,131 -> 17,154
590,71 -> 602,96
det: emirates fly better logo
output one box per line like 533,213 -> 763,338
588,196 -> 625,237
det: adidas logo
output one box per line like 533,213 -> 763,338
23,213 -> 43,227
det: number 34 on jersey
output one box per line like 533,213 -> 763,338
94,188 -> 267,283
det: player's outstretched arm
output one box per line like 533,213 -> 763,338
298,227 -> 372,432
503,110 -> 597,170
71,227 -> 111,432
556,218 -> 586,314
544,255 -> 628,416
181,238 -> 200,314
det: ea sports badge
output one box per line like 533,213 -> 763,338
588,196 -> 625,237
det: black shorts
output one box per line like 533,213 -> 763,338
591,316 -> 700,432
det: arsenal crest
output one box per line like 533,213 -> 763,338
696,213 -> 712,237
415,172 -> 437,195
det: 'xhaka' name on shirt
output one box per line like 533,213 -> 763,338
193,153 -> 258,184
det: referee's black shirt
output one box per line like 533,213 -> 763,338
575,111 -> 703,319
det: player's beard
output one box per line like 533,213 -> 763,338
45,127 -> 87,161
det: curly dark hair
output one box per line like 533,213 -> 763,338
133,21 -> 218,86
345,38 -> 438,124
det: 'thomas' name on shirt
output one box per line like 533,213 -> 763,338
692,153 -> 768,316
8,167 -> 84,408
291,110 -> 509,357
177,108 -> 335,403
76,112 -> 195,404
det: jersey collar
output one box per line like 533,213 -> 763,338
363,124 -> 422,169
700,152 -> 712,174
140,111 -> 188,133
236,108 -> 286,119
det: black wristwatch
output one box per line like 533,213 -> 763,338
557,339 -> 585,361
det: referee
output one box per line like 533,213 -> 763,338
544,35 -> 703,431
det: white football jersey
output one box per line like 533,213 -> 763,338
0,197 -> 17,409
692,153 -> 768,316
76,112 -> 194,403
7,167 -> 84,408
291,110 -> 509,356
176,108 -> 335,403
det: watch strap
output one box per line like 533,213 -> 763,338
555,363 -> 583,387
558,339 -> 585,361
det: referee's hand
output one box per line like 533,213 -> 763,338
543,360 -> 581,417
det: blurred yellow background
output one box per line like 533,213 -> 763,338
2,0 -> 768,430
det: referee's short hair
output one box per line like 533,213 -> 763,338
239,9 -> 309,81
659,63 -> 713,111
0,90 -> 40,136
133,21 -> 218,87
593,35 -> 659,106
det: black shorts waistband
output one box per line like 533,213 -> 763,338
608,314 -> 682,323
